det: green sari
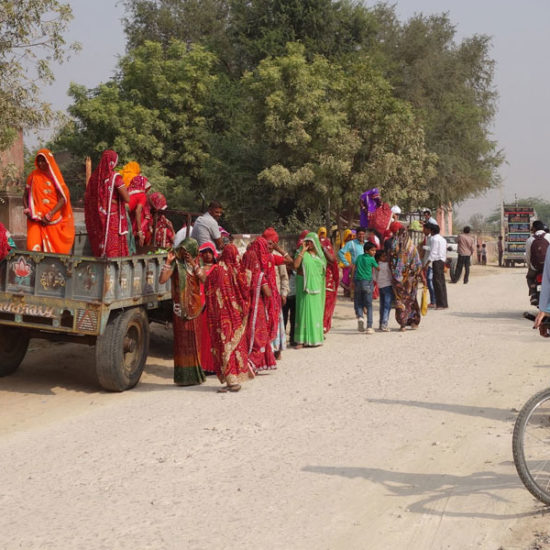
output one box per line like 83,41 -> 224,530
295,233 -> 326,346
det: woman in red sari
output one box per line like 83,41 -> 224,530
198,241 -> 218,375
318,227 -> 339,333
125,163 -> 152,247
205,244 -> 253,392
248,236 -> 280,354
24,149 -> 75,254
85,150 -> 130,257
149,192 -> 175,249
242,248 -> 276,373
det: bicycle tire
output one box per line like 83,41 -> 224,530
513,387 -> 550,505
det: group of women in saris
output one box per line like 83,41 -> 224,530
158,226 -> 339,392
160,238 -> 260,392
84,150 -> 175,258
24,148 -> 176,258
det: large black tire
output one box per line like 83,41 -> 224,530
95,307 -> 150,392
0,326 -> 30,376
513,388 -> 550,505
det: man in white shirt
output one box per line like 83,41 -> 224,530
191,201 -> 224,250
422,209 -> 438,226
425,222 -> 448,309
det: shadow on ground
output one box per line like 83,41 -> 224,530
302,464 -> 549,520
367,397 -> 516,423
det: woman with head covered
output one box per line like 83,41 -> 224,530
24,149 -> 75,254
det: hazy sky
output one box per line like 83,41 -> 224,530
39,0 -> 550,220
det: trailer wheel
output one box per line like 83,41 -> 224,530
95,307 -> 150,391
0,327 -> 30,376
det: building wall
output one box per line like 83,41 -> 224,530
0,130 -> 25,188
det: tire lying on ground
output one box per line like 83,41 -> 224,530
0,326 -> 30,377
95,307 -> 150,392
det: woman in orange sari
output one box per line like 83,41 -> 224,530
23,149 -> 75,253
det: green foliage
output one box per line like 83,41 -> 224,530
122,0 -> 230,54
0,0 -> 77,150
374,12 -> 503,204
241,44 -> 435,227
53,1 -> 502,232
52,41 -> 217,209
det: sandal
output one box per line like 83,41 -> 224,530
218,384 -> 242,393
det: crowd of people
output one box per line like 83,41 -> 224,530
0,150 -> 461,392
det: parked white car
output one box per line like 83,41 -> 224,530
444,235 -> 458,277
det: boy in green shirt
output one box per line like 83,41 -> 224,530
353,242 -> 378,334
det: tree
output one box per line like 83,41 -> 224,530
52,41 -> 217,208
0,0 -> 76,149
122,0 -> 230,57
241,44 -> 435,229
372,11 -> 504,206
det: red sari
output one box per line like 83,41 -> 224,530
319,236 -> 339,333
242,249 -> 276,373
198,242 -> 218,373
149,192 -> 175,248
85,150 -> 129,257
128,175 -> 152,244
205,244 -> 254,386
249,237 -> 279,341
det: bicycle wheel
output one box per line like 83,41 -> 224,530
513,387 -> 550,505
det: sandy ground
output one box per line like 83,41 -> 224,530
1,265 -> 550,550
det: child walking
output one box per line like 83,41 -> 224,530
353,242 -> 378,334
374,249 -> 393,331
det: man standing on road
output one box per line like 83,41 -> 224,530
191,201 -> 224,250
421,223 -> 436,308
425,223 -> 448,309
452,226 -> 475,284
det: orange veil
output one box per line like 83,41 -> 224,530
26,148 -> 75,254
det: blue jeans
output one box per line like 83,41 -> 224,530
427,266 -> 436,305
379,285 -> 393,327
354,279 -> 374,328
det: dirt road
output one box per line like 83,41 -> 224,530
1,265 -> 550,550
